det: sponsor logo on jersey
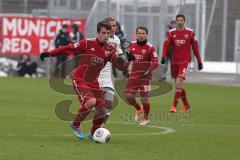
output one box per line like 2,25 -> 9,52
173,35 -> 176,38
90,48 -> 95,51
135,55 -> 143,60
91,56 -> 104,65
142,49 -> 146,55
175,40 -> 185,46
132,48 -> 136,51
74,41 -> 80,48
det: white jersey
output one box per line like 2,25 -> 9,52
98,35 -> 123,90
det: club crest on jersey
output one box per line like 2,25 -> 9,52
135,55 -> 143,60
153,51 -> 158,58
142,50 -> 146,55
104,51 -> 111,56
184,34 -> 189,39
74,41 -> 80,48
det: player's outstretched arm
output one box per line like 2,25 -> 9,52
40,52 -> 50,61
198,62 -> 203,70
160,57 -> 166,64
111,54 -> 132,71
161,32 -> 171,64
191,32 -> 203,71
147,48 -> 159,73
39,45 -> 72,61
39,40 -> 85,61
141,57 -> 159,78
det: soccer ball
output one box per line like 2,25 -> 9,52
93,128 -> 111,144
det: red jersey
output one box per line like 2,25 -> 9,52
49,38 -> 118,83
128,41 -> 158,79
162,27 -> 202,63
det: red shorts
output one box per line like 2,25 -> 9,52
125,78 -> 151,97
72,79 -> 104,108
171,62 -> 189,80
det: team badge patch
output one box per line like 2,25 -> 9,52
184,34 -> 189,39
142,50 -> 146,55
104,51 -> 111,56
74,41 -> 80,48
153,51 -> 158,58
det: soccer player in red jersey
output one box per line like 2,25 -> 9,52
40,21 -> 128,140
161,14 -> 203,113
125,26 -> 158,125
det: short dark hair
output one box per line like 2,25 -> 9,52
170,20 -> 176,25
136,26 -> 148,34
97,21 -> 112,33
103,17 -> 116,23
20,53 -> 30,60
176,14 -> 185,21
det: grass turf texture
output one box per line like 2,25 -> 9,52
0,77 -> 239,160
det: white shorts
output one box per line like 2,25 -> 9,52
98,62 -> 115,90
104,87 -> 115,102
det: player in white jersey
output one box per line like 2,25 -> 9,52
98,17 -> 124,125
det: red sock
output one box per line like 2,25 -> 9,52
173,88 -> 183,107
143,103 -> 150,120
134,103 -> 142,111
126,95 -> 141,110
73,104 -> 90,128
90,114 -> 105,134
182,89 -> 189,106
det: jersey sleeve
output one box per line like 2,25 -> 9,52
148,46 -> 159,72
116,38 -> 124,56
191,31 -> 202,63
150,46 -> 158,61
128,42 -> 134,55
110,46 -> 128,71
49,39 -> 86,56
162,31 -> 172,58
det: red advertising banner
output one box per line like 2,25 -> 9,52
0,16 -> 85,56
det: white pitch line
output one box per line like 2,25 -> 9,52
0,121 -> 175,137
107,121 -> 175,136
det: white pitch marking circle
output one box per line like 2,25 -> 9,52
108,121 -> 176,136
0,121 -> 175,137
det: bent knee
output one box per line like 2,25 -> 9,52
176,77 -> 183,87
86,98 -> 96,108
125,93 -> 134,100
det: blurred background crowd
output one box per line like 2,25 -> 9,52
0,0 -> 239,84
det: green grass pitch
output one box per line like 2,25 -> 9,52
0,77 -> 239,160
